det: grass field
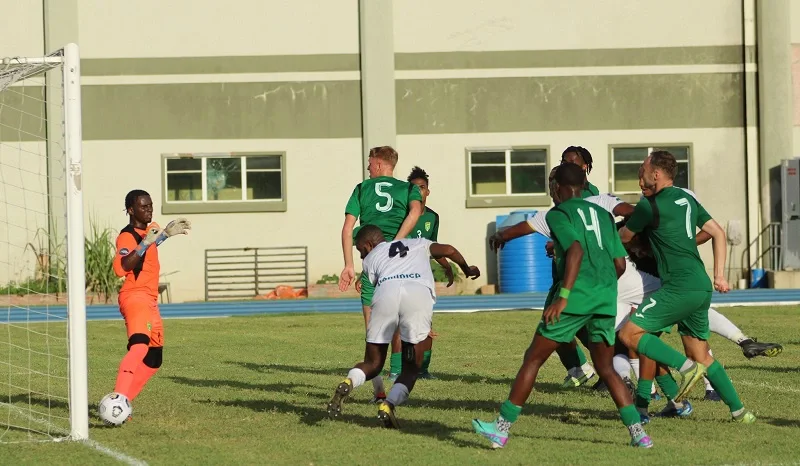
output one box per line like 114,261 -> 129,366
1,306 -> 798,465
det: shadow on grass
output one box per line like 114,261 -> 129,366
761,416 -> 800,428
228,361 -> 566,394
196,397 -> 620,447
168,376 -> 329,400
724,364 -> 795,375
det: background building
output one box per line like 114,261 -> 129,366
2,0 -> 800,302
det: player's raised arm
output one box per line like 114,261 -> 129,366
340,213 -> 358,291
429,243 -> 480,279
394,200 -> 423,240
118,227 -> 162,272
488,221 -> 535,252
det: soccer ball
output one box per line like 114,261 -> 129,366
98,392 -> 132,426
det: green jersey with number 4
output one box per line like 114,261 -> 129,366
546,197 -> 627,316
624,186 -> 712,290
345,176 -> 423,240
409,207 -> 439,241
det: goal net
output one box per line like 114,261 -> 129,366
0,44 -> 88,442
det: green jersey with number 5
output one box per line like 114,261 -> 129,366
624,186 -> 712,290
345,176 -> 423,240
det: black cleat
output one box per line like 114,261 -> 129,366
704,389 -> 722,402
592,380 -> 608,392
327,380 -> 352,419
740,339 -> 783,359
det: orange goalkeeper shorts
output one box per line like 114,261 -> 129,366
119,293 -> 164,347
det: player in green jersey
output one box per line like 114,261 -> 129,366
382,166 -> 452,381
562,146 -> 600,197
618,150 -> 755,423
474,163 -> 652,449
340,146 -> 424,402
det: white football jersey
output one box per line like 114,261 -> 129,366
526,193 -> 624,239
362,238 -> 437,297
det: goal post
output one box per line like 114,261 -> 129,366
0,43 -> 88,441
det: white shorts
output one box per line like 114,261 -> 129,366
366,281 -> 434,345
615,261 -> 661,331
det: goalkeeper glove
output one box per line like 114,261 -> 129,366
156,217 -> 192,246
135,226 -> 162,257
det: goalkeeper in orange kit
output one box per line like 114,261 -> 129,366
109,189 -> 191,413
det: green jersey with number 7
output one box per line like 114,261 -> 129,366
624,186 -> 713,290
345,176 -> 423,241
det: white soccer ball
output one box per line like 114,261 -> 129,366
98,392 -> 132,426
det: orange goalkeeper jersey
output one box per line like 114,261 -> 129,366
113,224 -> 160,298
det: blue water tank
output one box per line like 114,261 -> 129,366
496,210 -> 552,293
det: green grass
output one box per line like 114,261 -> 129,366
1,306 -> 799,465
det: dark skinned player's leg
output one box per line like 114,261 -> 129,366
379,337 -> 428,428
587,338 -> 649,444
327,342 -> 389,418
508,334 -> 562,406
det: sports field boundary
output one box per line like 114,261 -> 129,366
2,289 -> 799,323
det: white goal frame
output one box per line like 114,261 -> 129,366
2,43 -> 89,440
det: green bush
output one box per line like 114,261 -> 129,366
316,274 -> 339,285
84,218 -> 123,302
431,259 -> 462,283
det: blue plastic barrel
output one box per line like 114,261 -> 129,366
750,268 -> 766,288
496,210 -> 552,293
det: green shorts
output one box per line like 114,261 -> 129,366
360,272 -> 375,306
629,287 -> 711,340
537,312 -> 616,346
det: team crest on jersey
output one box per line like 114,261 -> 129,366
119,248 -> 129,256
424,222 -> 431,231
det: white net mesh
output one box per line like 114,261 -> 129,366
0,52 -> 72,442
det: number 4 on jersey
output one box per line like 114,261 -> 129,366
389,241 -> 409,258
578,207 -> 603,249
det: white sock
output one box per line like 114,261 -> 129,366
347,368 -> 366,389
679,359 -> 694,372
630,358 -> 640,379
708,307 -> 748,344
613,354 -> 632,380
580,362 -> 595,377
386,383 -> 410,407
371,375 -> 385,395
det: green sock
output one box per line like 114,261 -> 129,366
655,373 -> 679,400
636,379 -> 653,409
556,345 -> 582,371
421,350 -> 432,373
706,361 -> 744,412
499,399 -> 522,423
619,404 -> 640,427
637,334 -> 688,370
389,352 -> 402,375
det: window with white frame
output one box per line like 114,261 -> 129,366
468,148 -> 548,198
163,153 -> 284,211
611,145 -> 690,194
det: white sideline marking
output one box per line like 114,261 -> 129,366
82,438 -> 149,466
737,380 -> 800,394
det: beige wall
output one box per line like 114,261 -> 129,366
394,0 -> 743,52
0,0 -> 43,57
76,0 -> 359,58
397,128 -> 748,287
83,138 -> 361,302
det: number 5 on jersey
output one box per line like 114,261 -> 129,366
375,182 -> 393,212
578,207 -> 603,249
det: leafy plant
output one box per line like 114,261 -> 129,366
21,227 -> 67,295
316,274 -> 339,285
431,259 -> 463,283
84,217 -> 123,303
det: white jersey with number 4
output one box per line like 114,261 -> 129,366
363,238 -> 437,300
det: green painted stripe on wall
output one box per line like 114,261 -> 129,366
81,54 -> 361,76
0,88 -> 46,141
395,46 -> 753,71
81,81 -> 363,140
80,46 -> 753,76
395,73 -> 744,134
4,73 -> 745,142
